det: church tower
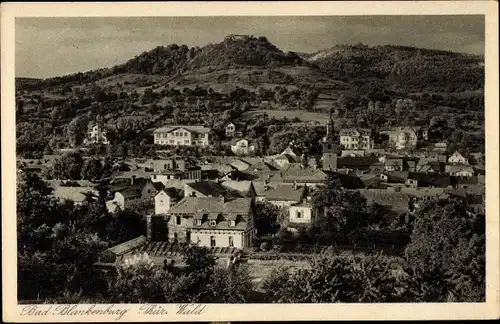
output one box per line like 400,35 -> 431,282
322,110 -> 338,171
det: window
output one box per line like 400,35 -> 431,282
176,216 -> 181,225
174,233 -> 178,242
184,140 -> 189,144
210,220 -> 217,226
229,220 -> 236,227
229,236 -> 234,247
169,140 -> 174,144
296,210 -> 302,218
196,219 -> 202,226
210,236 -> 216,247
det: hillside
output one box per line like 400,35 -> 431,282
302,44 -> 484,93
16,37 -> 484,96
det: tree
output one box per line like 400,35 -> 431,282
51,152 -> 84,180
310,174 -> 369,244
67,116 -> 89,147
405,197 -> 485,302
261,252 -> 405,303
80,158 -> 103,181
17,172 -> 59,254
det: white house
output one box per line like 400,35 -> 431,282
448,151 -> 469,165
154,188 -> 181,215
84,122 -> 109,145
230,138 -> 258,155
339,128 -> 373,150
288,199 -> 315,226
153,125 -> 210,147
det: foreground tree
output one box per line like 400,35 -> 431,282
404,197 -> 485,302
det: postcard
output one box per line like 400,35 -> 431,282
2,1 -> 499,322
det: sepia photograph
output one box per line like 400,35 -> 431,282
2,1 -> 499,322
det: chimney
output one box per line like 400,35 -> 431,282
131,175 -> 136,185
219,194 -> 225,203
293,181 -> 298,190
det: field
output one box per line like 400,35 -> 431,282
242,109 -> 330,124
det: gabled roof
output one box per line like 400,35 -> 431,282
357,189 -> 410,213
445,164 -> 474,173
53,186 -> 96,203
103,236 -> 148,256
185,181 -> 227,197
168,196 -> 252,215
408,172 -> 451,187
338,156 -> 379,169
264,184 -> 305,202
221,180 -> 254,195
385,158 -> 404,166
154,125 -> 211,134
152,181 -> 165,191
119,188 -> 143,199
282,163 -> 327,182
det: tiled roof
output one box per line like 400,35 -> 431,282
103,235 -> 148,256
445,164 -> 474,173
408,172 -> 451,187
113,169 -> 152,179
357,189 -> 410,213
53,186 -> 96,203
282,163 -> 327,182
385,158 -> 404,166
384,171 -> 410,183
152,181 -> 165,191
154,125 -> 211,134
338,156 -> 379,169
221,180 -> 254,195
263,184 -> 305,202
120,188 -> 143,199
168,196 -> 252,215
227,159 -> 251,171
185,181 -> 228,197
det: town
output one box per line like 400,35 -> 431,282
16,30 -> 485,304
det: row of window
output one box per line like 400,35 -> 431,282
175,216 -> 237,227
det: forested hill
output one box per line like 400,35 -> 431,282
16,36 -> 484,95
301,43 -> 484,93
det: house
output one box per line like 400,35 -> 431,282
184,181 -> 228,198
154,188 -> 182,215
288,198 -> 316,229
153,125 -> 210,147
84,122 -> 109,145
166,196 -> 256,248
445,164 -> 474,177
339,128 -> 373,150
106,178 -> 158,213
357,189 -> 411,215
448,150 -> 469,165
384,158 -> 404,172
469,152 -> 484,165
379,171 -> 410,184
225,122 -> 246,138
405,172 -> 452,188
337,156 -> 380,173
225,123 -> 236,137
53,186 -> 97,206
221,180 -> 257,198
150,158 -> 202,184
433,142 -> 448,152
262,183 -> 307,208
381,126 -> 425,150
230,138 -> 258,155
281,163 -> 327,186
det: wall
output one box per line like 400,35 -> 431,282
289,206 -> 313,224
190,230 -> 245,248
154,191 -> 171,215
167,214 -> 190,242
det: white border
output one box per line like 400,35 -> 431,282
2,1 -> 499,322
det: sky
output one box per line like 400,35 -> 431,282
16,15 -> 485,78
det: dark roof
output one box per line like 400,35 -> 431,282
264,184 -> 306,202
408,172 -> 452,187
384,171 -> 410,183
338,156 -> 379,169
282,163 -> 327,183
169,196 -> 252,216
152,181 -> 165,191
186,181 -> 227,197
357,189 -> 410,213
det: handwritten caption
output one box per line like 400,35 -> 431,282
20,304 -> 207,320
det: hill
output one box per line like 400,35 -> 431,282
301,44 -> 484,93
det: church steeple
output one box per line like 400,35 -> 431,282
322,107 -> 338,171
